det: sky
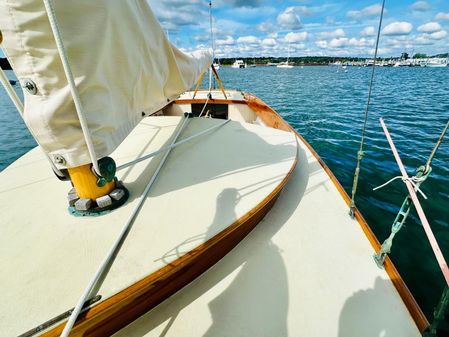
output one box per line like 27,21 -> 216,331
0,1 -> 448,59
147,0 -> 449,58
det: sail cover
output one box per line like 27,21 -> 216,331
0,0 -> 212,168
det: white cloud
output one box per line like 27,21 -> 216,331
415,36 -> 434,45
348,38 -> 375,47
361,26 -> 376,37
294,6 -> 314,18
417,22 -> 442,33
329,38 -> 348,48
410,1 -> 431,12
277,7 -> 302,30
382,22 -> 413,36
284,32 -> 308,43
429,30 -> 447,40
315,40 -> 328,49
257,21 -> 276,33
216,36 -> 235,46
347,4 -> 383,20
262,38 -> 277,46
317,28 -> 346,40
237,35 -> 260,44
435,12 -> 449,21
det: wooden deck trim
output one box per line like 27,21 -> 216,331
174,98 -> 247,105
243,92 -> 429,333
42,117 -> 298,336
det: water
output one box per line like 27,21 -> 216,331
1,66 -> 448,319
0,71 -> 35,170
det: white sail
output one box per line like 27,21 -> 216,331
0,0 -> 212,169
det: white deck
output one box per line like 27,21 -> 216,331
0,116 -> 297,336
114,133 -> 421,336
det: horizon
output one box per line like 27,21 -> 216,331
0,1 -> 448,59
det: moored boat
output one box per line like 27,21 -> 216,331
231,60 -> 246,68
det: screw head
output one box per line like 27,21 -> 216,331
22,78 -> 38,95
54,155 -> 66,165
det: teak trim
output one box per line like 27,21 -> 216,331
42,103 -> 298,336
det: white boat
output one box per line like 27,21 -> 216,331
277,45 -> 294,68
276,61 -> 293,69
212,63 -> 220,70
424,60 -> 447,68
0,1 -> 434,336
231,60 -> 246,68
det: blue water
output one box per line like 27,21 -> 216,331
1,66 -> 448,319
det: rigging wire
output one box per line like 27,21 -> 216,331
349,0 -> 386,217
60,114 -> 191,337
425,119 -> 449,172
208,1 -> 214,92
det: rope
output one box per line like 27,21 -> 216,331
373,175 -> 428,199
349,0 -> 386,217
198,95 -> 210,117
60,114 -> 190,337
379,117 -> 449,288
42,0 -> 101,175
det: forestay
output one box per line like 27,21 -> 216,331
0,0 -> 212,169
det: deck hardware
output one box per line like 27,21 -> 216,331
374,117 -> 448,268
96,194 -> 112,208
54,154 -> 66,165
17,295 -> 101,337
93,157 -> 116,187
424,286 -> 449,337
23,79 -> 37,95
68,190 -> 80,207
75,198 -> 93,211
110,188 -> 125,201
374,166 -> 430,267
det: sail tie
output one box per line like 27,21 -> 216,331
373,175 -> 428,199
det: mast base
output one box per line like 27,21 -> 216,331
68,180 -> 129,217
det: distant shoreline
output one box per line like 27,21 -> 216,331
218,54 -> 449,66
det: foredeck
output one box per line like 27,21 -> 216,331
0,116 -> 297,336
114,133 -> 423,337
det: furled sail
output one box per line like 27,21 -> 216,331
0,0 -> 212,169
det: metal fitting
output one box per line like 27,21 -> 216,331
54,154 -> 66,165
23,79 -> 38,95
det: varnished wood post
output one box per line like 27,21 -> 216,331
211,64 -> 227,99
192,70 -> 206,99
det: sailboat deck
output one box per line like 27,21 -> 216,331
0,116 -> 297,336
114,134 -> 423,336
